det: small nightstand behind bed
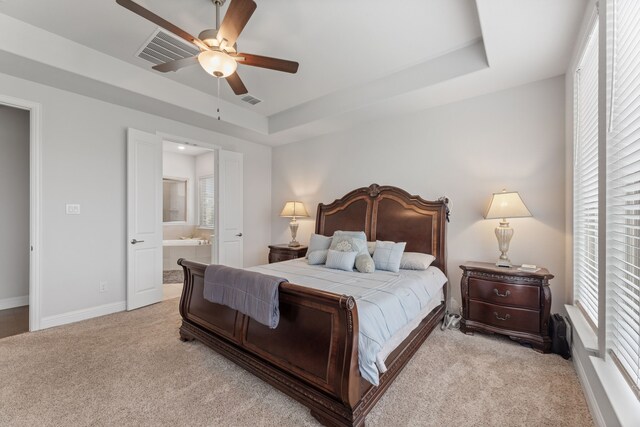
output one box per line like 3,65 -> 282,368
268,244 -> 308,263
460,262 -> 553,353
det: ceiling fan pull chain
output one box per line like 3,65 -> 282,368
217,77 -> 221,120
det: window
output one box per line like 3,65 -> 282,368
607,0 -> 640,398
573,18 -> 600,328
198,175 -> 215,228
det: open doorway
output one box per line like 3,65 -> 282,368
161,140 -> 216,300
0,104 -> 29,338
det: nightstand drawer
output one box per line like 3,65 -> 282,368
268,244 -> 308,264
269,252 -> 295,263
468,300 -> 540,334
468,278 -> 540,310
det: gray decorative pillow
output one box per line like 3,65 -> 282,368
372,240 -> 407,273
307,249 -> 329,265
325,249 -> 357,271
355,253 -> 375,273
306,234 -> 332,259
330,231 -> 368,256
400,252 -> 436,270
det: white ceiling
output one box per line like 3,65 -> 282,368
0,0 -> 588,145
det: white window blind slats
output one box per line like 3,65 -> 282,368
607,0 -> 640,399
198,175 -> 215,228
574,18 -> 600,328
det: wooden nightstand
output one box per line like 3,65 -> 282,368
268,244 -> 308,263
460,262 -> 553,353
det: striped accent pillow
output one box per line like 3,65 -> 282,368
372,241 -> 406,273
325,249 -> 357,271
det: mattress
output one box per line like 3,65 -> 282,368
247,258 -> 447,386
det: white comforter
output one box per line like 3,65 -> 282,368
246,259 -> 447,386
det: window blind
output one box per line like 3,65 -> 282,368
607,0 -> 640,398
199,175 -> 215,228
574,19 -> 600,328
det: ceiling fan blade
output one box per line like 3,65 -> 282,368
226,72 -> 248,95
236,53 -> 299,74
116,0 -> 208,50
217,0 -> 257,47
152,56 -> 198,73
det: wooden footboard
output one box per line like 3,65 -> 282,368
178,258 -> 446,427
178,258 -> 363,425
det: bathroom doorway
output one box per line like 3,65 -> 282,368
0,104 -> 30,338
161,140 -> 216,300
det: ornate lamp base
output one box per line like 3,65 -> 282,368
495,219 -> 514,268
288,218 -> 300,247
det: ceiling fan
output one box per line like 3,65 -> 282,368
116,0 -> 299,95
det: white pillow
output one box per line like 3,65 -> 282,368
355,253 -> 375,273
366,241 -> 376,256
306,234 -> 332,259
307,249 -> 329,265
372,240 -> 406,273
400,252 -> 436,270
325,249 -> 357,271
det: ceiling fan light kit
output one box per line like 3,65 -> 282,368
198,50 -> 237,78
116,0 -> 299,96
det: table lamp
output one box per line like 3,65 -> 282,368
280,201 -> 309,247
484,190 -> 532,267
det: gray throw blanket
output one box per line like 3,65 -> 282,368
203,264 -> 287,329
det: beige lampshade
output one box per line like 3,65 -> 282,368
484,191 -> 532,220
280,201 -> 309,218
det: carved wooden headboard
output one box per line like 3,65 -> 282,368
315,184 -> 450,274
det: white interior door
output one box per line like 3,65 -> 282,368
217,150 -> 243,268
127,128 -> 163,310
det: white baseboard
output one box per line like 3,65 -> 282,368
0,295 -> 29,310
573,347 -> 606,427
40,301 -> 126,330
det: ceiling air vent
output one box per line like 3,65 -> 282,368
136,28 -> 200,65
240,95 -> 262,105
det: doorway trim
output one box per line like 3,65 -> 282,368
0,94 -> 43,331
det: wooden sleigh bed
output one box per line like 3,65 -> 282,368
178,184 -> 449,427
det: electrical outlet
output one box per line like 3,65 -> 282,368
99,281 -> 108,293
66,204 -> 81,215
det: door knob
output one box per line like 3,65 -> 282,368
235,233 -> 243,237
131,239 -> 145,244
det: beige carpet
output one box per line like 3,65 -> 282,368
0,299 -> 593,426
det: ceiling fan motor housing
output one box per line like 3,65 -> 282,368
199,28 -> 220,46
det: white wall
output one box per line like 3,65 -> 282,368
163,151 -> 196,225
272,76 -> 566,313
0,71 -> 272,323
196,151 -> 215,178
0,105 -> 29,307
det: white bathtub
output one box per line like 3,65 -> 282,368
163,239 -> 214,270
163,239 -> 209,247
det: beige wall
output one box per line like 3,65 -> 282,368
272,76 -> 566,313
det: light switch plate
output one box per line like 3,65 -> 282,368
66,204 -> 80,215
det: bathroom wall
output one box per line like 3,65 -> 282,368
0,105 -> 30,309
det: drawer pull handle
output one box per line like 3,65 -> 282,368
494,312 -> 511,321
493,289 -> 511,298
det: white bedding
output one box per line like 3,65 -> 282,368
246,258 -> 447,386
